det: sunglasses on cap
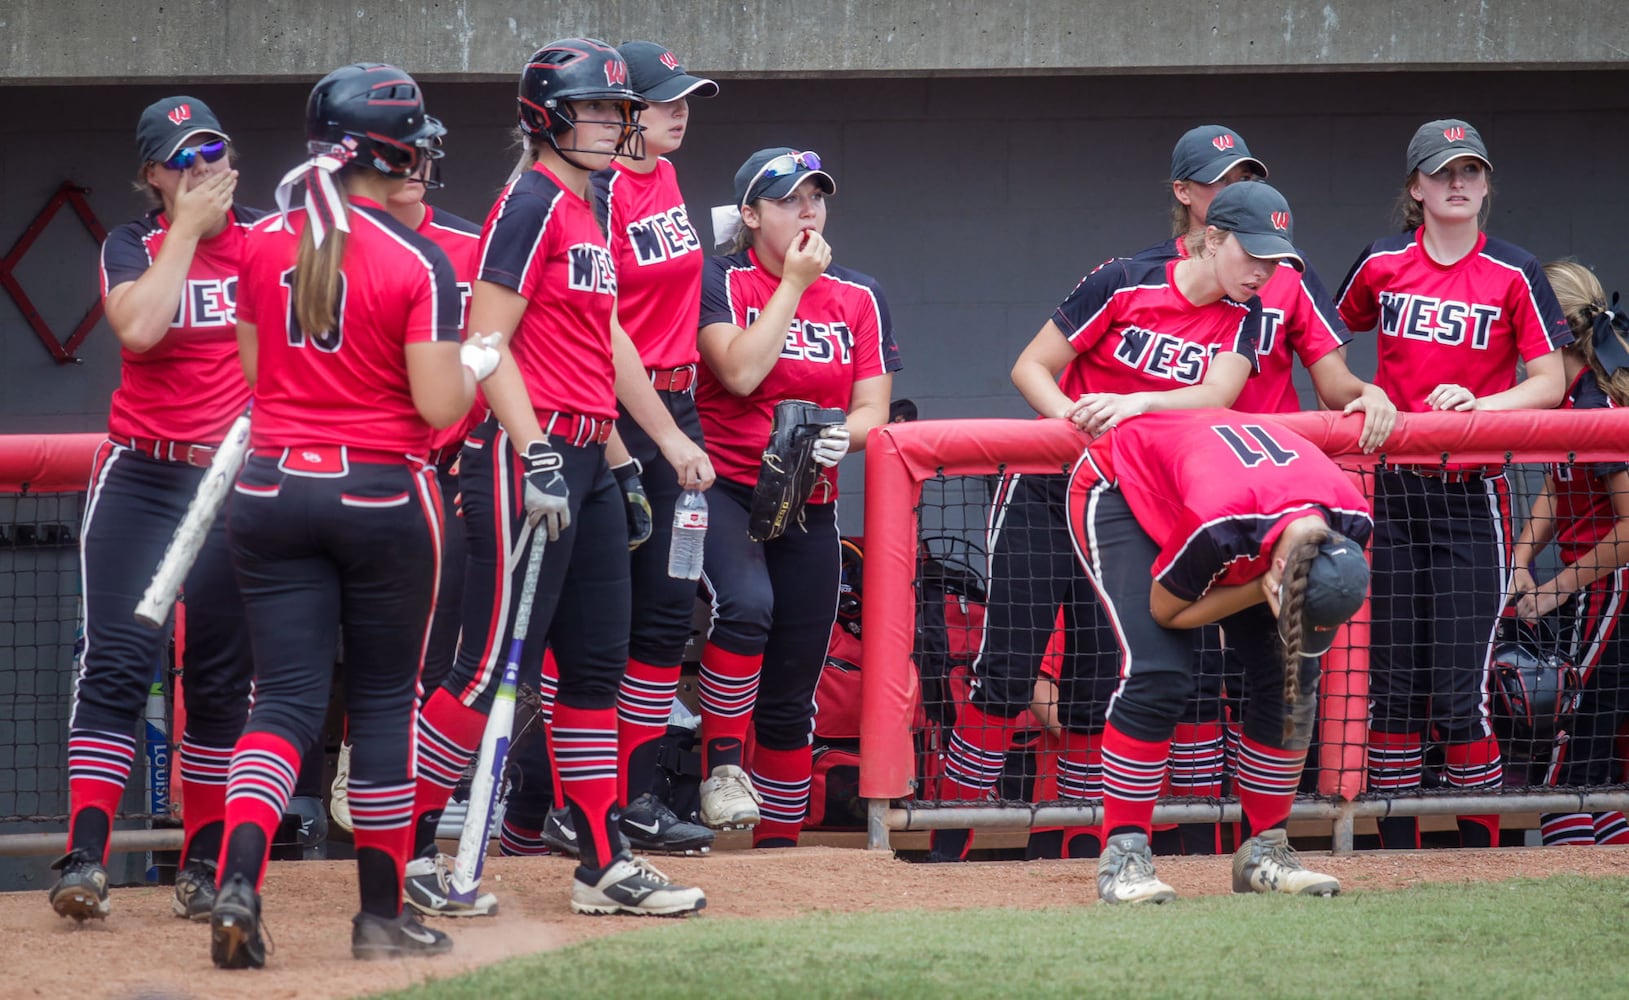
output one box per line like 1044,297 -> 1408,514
746,150 -> 822,200
162,140 -> 228,171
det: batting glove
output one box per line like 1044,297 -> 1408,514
612,458 -> 653,551
459,333 -> 502,381
811,424 -> 851,468
522,440 -> 570,541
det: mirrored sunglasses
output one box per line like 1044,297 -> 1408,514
162,140 -> 228,171
747,150 -> 822,202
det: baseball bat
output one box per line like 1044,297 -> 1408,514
448,524 -> 547,904
134,409 -> 253,629
142,655 -> 170,881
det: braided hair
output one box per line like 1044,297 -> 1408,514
1544,260 -> 1629,408
1276,525 -> 1330,742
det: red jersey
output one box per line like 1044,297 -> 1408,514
416,205 -> 484,454
1051,257 -> 1260,401
99,205 -> 265,444
1335,229 -> 1572,411
1069,410 -> 1373,599
1134,237 -> 1349,413
592,158 -> 704,370
1549,370 -> 1627,566
477,162 -> 618,421
697,249 -> 902,497
237,200 -> 462,453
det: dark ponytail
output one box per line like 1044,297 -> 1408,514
1277,527 -> 1329,741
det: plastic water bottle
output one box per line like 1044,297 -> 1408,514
668,488 -> 708,580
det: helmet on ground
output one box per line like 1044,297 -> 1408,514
306,63 -> 445,177
1491,622 -> 1583,744
517,37 -> 644,156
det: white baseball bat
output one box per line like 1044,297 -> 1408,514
449,524 -> 547,903
134,409 -> 252,628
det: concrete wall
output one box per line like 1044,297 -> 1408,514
3,69 -> 1628,524
4,1 -> 1627,83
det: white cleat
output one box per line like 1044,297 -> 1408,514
1232,828 -> 1341,897
698,764 -> 762,830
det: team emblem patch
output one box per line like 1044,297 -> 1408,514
605,58 -> 628,86
1270,211 -> 1290,231
167,104 -> 192,126
1211,133 -> 1235,152
1443,125 -> 1466,141
659,50 -> 680,71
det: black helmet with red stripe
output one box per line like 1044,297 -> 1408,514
306,63 -> 445,178
517,38 -> 644,161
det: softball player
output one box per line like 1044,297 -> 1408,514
930,182 -> 1310,862
209,63 -> 485,968
1068,408 -> 1373,903
1509,262 -> 1629,845
498,40 -> 720,859
408,38 -> 706,917
1336,119 -> 1571,849
692,146 -> 901,845
50,97 -> 259,925
1136,126 -> 1394,854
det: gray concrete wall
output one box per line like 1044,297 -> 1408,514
3,69 -> 1628,527
3,1 -> 1627,83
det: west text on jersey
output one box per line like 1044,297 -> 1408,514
1377,291 -> 1502,349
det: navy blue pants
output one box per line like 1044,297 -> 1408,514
702,478 -> 839,751
74,442 -> 251,746
228,451 -> 441,783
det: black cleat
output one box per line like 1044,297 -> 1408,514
49,849 -> 110,922
539,806 -> 581,857
619,793 -> 714,855
352,909 -> 454,960
210,874 -> 268,970
172,857 -> 218,921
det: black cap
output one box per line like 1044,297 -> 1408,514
732,147 -> 836,209
617,41 -> 718,102
137,96 -> 230,164
1204,181 -> 1304,271
1294,533 -> 1371,656
1407,118 -> 1492,175
1170,125 -> 1267,183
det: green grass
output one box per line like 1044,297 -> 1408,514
386,877 -> 1629,999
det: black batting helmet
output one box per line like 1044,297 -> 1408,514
517,38 -> 645,147
306,63 -> 445,178
1491,620 -> 1583,745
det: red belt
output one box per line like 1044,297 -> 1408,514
118,436 -> 217,469
541,412 -> 614,446
649,365 -> 697,393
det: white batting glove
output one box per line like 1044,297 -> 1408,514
460,333 -> 502,381
811,424 -> 851,468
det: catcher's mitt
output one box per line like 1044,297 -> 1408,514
748,399 -> 847,542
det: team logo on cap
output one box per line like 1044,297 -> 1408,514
1270,211 -> 1290,231
167,104 -> 192,126
1211,133 -> 1235,152
605,58 -> 628,86
659,50 -> 680,71
1443,125 -> 1466,141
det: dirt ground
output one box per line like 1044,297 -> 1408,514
6,841 -> 1629,1000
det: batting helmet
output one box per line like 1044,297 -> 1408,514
1490,620 -> 1583,745
517,38 -> 644,154
306,63 -> 445,178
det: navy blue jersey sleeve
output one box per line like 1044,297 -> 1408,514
1130,237 -> 1182,264
590,168 -> 615,235
1228,295 -> 1263,370
477,183 -> 557,295
99,215 -> 161,292
699,252 -> 746,329
873,276 -> 903,374
1052,258 -> 1135,337
427,243 -> 463,343
1299,264 -> 1353,347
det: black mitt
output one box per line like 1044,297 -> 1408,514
748,399 -> 847,542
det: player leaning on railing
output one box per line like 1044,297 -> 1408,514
1509,261 -> 1629,846
1336,119 -> 1572,851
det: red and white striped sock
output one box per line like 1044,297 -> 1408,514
751,745 -> 812,846
221,731 -> 301,890
1443,736 -> 1502,847
1596,811 -> 1629,845
616,659 -> 681,804
938,700 -> 1017,801
1056,730 -> 1104,858
1099,723 -> 1170,839
1540,812 -> 1596,846
350,779 -> 414,917
540,650 -> 567,806
498,816 -> 552,856
66,728 -> 136,863
698,643 -> 761,772
1235,736 -> 1307,835
550,702 -> 619,869
177,737 -> 233,865
413,689 -> 484,836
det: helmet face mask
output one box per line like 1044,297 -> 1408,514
1490,618 -> 1584,748
306,64 -> 446,178
517,38 -> 646,164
